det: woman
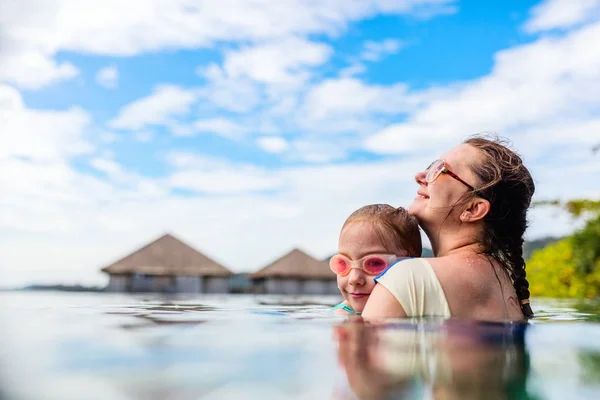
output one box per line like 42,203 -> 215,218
362,135 -> 535,321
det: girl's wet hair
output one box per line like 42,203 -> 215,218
463,135 -> 535,318
342,204 -> 422,257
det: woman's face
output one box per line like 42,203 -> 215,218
408,144 -> 483,229
337,221 -> 400,313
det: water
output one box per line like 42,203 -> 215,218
0,293 -> 599,400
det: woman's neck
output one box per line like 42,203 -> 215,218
427,225 -> 485,257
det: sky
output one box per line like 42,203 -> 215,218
1,0 -> 600,287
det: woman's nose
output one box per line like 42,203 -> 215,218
348,269 -> 366,286
415,170 -> 427,186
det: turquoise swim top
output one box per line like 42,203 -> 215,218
331,302 -> 355,314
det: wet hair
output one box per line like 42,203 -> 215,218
342,204 -> 422,257
463,135 -> 535,318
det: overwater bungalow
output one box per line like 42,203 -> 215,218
101,233 -> 233,293
250,248 -> 338,295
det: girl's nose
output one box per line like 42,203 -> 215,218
348,268 -> 366,286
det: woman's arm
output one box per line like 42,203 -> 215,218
361,284 -> 407,320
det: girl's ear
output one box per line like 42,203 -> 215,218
460,198 -> 490,222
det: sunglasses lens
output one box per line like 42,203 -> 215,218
330,256 -> 349,275
363,257 -> 389,275
425,160 -> 444,183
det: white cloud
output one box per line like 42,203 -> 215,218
302,77 -> 414,121
98,131 -> 120,144
160,118 -> 248,139
360,38 -> 404,61
527,206 -> 584,240
191,118 -> 246,139
288,139 -> 350,163
89,157 -> 122,176
88,156 -> 161,191
339,63 -> 367,78
300,116 -> 384,137
365,20 -> 600,154
0,84 -> 92,161
330,39 -> 405,108
0,0 -> 455,89
196,64 -> 262,113
167,152 -> 282,194
222,37 -> 332,85
95,65 -> 118,89
0,84 -> 166,249
0,51 -> 79,90
134,131 -> 154,142
524,0 -> 600,32
169,169 -> 281,195
109,85 -> 197,130
256,136 -> 289,153
166,152 -> 214,168
194,38 -> 332,116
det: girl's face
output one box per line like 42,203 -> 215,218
408,144 -> 483,230
337,221 -> 401,313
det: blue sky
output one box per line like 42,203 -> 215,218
1,0 -> 600,286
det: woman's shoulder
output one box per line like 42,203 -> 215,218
375,257 -> 442,294
381,257 -> 430,270
430,255 -> 496,288
429,254 -> 501,315
371,257 -> 451,318
375,257 -> 433,279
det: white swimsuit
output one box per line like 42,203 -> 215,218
375,258 -> 452,318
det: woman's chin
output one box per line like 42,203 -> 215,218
407,202 -> 423,218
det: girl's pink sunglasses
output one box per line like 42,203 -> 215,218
329,254 -> 400,276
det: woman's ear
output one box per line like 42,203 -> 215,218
460,198 -> 490,222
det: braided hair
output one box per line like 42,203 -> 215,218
463,135 -> 535,318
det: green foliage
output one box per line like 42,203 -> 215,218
572,215 -> 600,275
529,239 -> 579,298
523,236 -> 561,260
564,199 -> 600,218
528,239 -> 600,299
528,198 -> 600,298
562,199 -> 600,275
532,199 -> 600,217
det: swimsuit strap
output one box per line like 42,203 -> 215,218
331,303 -> 355,313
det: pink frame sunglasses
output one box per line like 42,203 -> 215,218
329,254 -> 400,276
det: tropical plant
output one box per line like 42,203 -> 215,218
528,199 -> 600,298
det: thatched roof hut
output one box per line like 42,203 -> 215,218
101,233 -> 232,277
250,248 -> 334,280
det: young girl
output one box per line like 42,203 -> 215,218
330,204 -> 422,315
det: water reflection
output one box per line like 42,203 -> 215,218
580,352 -> 600,384
1,293 -> 599,399
334,317 -> 539,400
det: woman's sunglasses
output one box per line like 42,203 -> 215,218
425,159 -> 476,191
329,254 -> 400,276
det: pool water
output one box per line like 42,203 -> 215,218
0,293 -> 599,399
